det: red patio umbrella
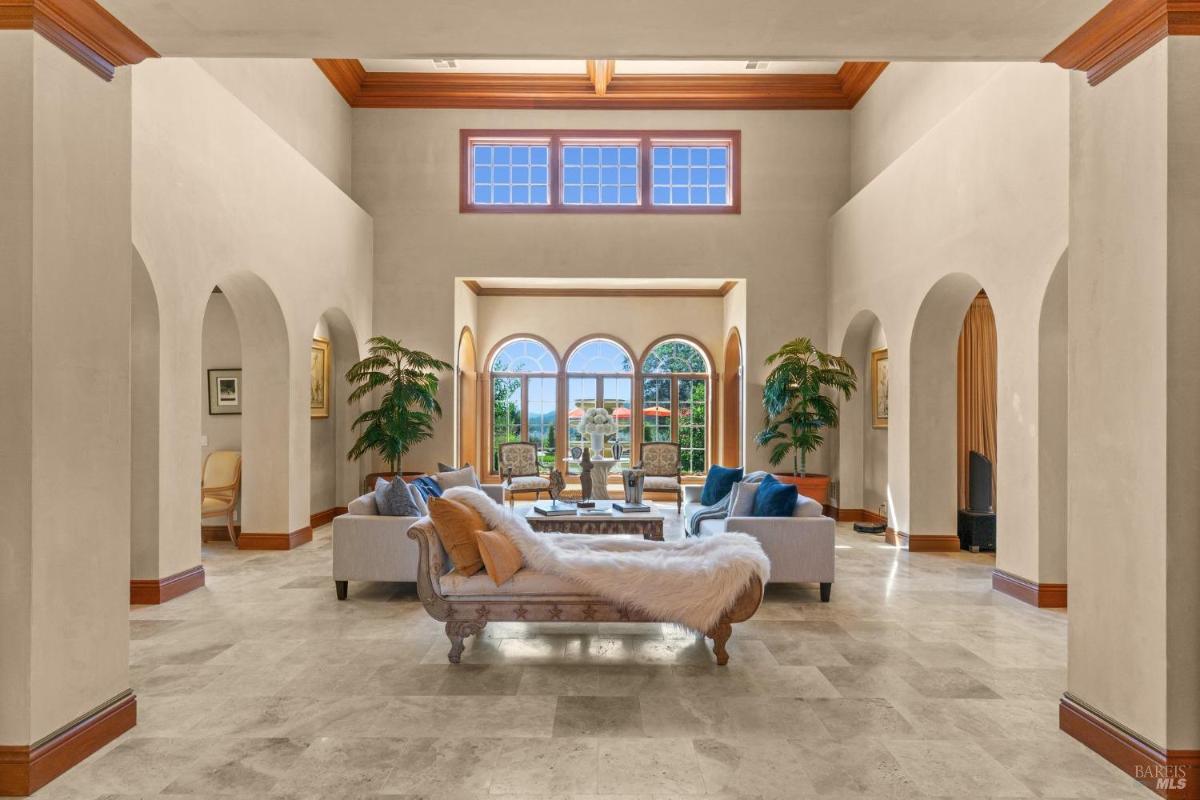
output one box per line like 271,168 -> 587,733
611,407 -> 632,418
568,407 -> 585,419
642,405 -> 672,417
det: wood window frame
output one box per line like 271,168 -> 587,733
460,129 -> 741,215
483,333 -> 719,484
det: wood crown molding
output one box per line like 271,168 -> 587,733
237,526 -> 313,550
0,0 -> 157,81
464,282 -> 737,299
1061,694 -> 1200,798
1044,0 -> 1200,85
129,565 -> 205,605
0,691 -> 136,795
992,568 -> 1068,608
313,59 -> 887,110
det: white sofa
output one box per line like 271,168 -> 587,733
683,484 -> 835,599
332,480 -> 503,599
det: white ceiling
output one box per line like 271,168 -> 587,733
103,0 -> 1106,61
358,58 -> 845,75
468,277 -> 733,291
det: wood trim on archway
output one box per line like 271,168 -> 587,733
721,328 -> 743,467
457,326 -> 478,469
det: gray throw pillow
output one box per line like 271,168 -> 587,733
374,477 -> 421,517
436,465 -> 480,490
729,481 -> 760,517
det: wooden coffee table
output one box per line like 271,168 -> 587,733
526,504 -> 664,541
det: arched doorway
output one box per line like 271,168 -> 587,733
310,308 -> 362,526
1037,253 -> 1068,593
721,328 -> 743,467
837,309 -> 890,528
457,327 -> 478,469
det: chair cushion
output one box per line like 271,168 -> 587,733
753,475 -> 799,517
438,569 -> 585,597
475,529 -> 524,586
375,477 -> 421,517
203,450 -> 240,488
641,445 -> 679,476
498,446 -> 538,477
436,465 -> 481,490
644,476 -> 680,491
201,496 -> 230,514
505,475 -> 550,491
428,497 -> 485,576
701,465 -> 743,506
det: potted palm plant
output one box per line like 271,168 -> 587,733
346,336 -> 451,480
754,337 -> 857,504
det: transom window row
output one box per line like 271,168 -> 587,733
462,130 -> 740,213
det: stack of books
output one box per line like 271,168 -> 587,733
614,502 -> 652,513
532,501 -> 576,516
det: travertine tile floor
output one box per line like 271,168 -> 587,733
36,506 -> 1152,799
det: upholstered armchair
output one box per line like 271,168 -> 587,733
498,441 -> 551,506
201,450 -> 242,545
637,441 -> 683,512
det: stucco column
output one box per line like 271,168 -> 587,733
0,31 -> 136,791
1065,36 -> 1200,791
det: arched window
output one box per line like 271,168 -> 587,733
565,337 -> 634,470
488,337 -> 558,474
641,338 -> 712,474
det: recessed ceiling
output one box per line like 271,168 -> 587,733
358,59 -> 845,75
101,0 -> 1107,61
466,277 -> 735,294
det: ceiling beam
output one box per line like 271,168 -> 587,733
314,59 -> 887,110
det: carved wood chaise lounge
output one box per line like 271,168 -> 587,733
407,518 -> 764,665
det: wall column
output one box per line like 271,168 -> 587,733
0,31 -> 136,795
1065,36 -> 1200,795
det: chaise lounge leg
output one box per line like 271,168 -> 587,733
335,580 -> 348,600
820,582 -> 832,602
707,620 -> 733,666
445,620 -> 486,664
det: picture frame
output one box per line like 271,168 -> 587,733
871,347 -> 889,429
311,337 -> 331,419
208,368 -> 242,415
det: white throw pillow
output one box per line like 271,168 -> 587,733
729,481 -> 759,517
435,465 -> 480,490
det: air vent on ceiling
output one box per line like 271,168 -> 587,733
432,58 -> 458,70
744,60 -> 769,70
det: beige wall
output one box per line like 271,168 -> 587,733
862,319 -> 889,516
0,32 -> 133,744
353,108 -> 849,475
830,63 -> 1069,584
196,58 -> 352,193
1067,37 -> 1200,750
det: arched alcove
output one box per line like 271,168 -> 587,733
721,328 -> 743,467
310,307 -> 363,522
457,327 -> 479,469
837,309 -> 890,526
130,249 -> 162,578
1037,253 -> 1068,584
908,272 -> 992,547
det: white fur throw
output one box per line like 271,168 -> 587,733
442,486 -> 770,632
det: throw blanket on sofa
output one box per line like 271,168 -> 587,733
442,486 -> 770,633
686,470 -> 770,537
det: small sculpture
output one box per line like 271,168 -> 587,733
579,447 -> 593,501
623,468 -> 645,505
548,469 -> 565,502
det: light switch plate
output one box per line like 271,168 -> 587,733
200,435 -> 208,447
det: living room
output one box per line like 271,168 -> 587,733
3,2 -> 1197,798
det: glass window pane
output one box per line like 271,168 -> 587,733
471,142 -> 550,206
567,377 -> 597,473
604,377 -> 633,469
491,338 -> 557,372
642,378 -> 673,445
642,339 -> 707,373
561,143 -> 639,205
567,339 -> 633,373
527,377 -> 557,471
650,143 -> 732,206
491,376 -> 522,472
679,378 -> 707,474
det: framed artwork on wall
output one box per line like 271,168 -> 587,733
871,347 -> 888,429
311,337 -> 331,419
208,368 -> 242,415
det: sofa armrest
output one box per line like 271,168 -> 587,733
332,514 -> 422,581
481,484 -> 505,503
722,515 -> 835,584
683,485 -> 704,504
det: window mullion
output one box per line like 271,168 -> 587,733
640,134 -> 651,211
550,134 -> 562,209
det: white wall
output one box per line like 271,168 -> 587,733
830,62 -> 1068,582
196,58 -> 352,193
354,108 -> 849,475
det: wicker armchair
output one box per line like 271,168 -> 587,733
637,441 -> 683,512
498,442 -> 551,506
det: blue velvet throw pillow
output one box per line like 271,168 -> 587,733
753,474 -> 797,517
410,475 -> 443,501
375,477 -> 421,517
701,465 -> 744,506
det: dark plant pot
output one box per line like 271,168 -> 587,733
363,471 -> 425,493
772,473 -> 830,505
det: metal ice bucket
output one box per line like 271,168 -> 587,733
622,469 -> 645,505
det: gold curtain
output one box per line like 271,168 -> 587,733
957,291 -> 997,509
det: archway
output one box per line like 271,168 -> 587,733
130,249 -> 162,585
908,272 -> 992,550
310,308 -> 362,525
1037,253 -> 1068,590
457,326 -> 478,470
200,288 -> 244,543
721,328 -> 743,467
200,272 -> 297,548
837,309 -> 890,527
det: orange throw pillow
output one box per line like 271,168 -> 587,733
475,529 -> 524,586
428,497 -> 485,576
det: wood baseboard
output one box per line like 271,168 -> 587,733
1060,694 -> 1200,798
310,506 -> 347,528
896,532 -> 961,552
237,526 -> 313,550
835,507 -> 888,525
992,568 -> 1068,608
200,524 -> 240,542
0,691 -> 136,796
129,565 -> 204,605
885,527 -> 899,546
